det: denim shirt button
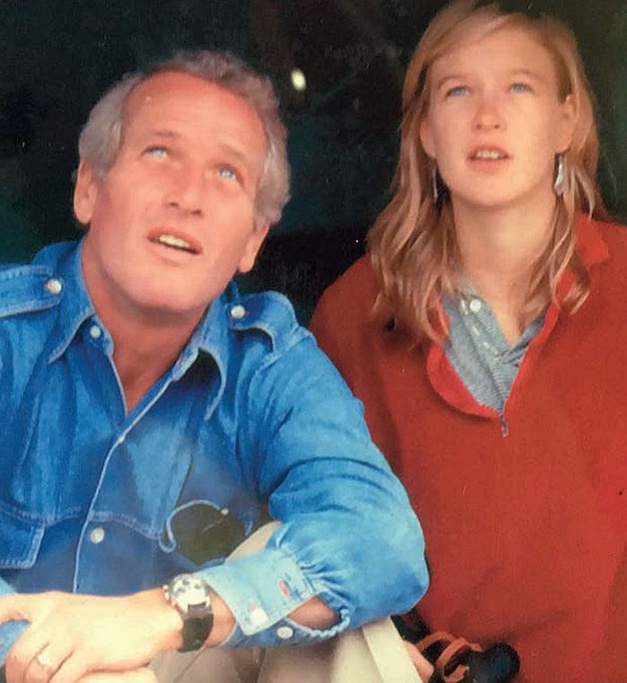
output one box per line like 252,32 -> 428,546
276,626 -> 293,640
44,278 -> 63,296
89,325 -> 102,340
230,305 -> 246,320
89,527 -> 106,544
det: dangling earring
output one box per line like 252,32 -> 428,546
432,166 -> 439,203
554,153 -> 569,196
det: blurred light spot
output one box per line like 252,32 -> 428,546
290,68 -> 307,92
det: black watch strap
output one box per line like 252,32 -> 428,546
164,574 -> 214,652
180,613 -> 214,652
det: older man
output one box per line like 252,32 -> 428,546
0,51 -> 426,683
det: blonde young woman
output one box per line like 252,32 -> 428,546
310,1 -> 627,681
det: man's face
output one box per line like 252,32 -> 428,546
75,71 -> 269,324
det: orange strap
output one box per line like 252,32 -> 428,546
416,631 -> 483,683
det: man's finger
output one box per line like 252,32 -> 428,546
23,649 -> 59,683
51,651 -> 99,683
5,625 -> 64,683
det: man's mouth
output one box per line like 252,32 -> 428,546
149,232 -> 201,254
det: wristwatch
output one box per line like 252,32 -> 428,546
164,573 -> 214,652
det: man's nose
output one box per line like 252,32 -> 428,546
166,165 -> 205,215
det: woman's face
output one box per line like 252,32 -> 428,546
419,23 -> 576,214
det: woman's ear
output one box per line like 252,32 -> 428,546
73,162 -> 99,226
557,94 -> 577,154
420,117 -> 436,159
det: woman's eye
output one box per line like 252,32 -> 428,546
510,82 -> 531,93
145,146 -> 168,158
446,85 -> 470,98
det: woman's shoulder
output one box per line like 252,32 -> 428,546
309,255 -> 378,349
316,255 -> 377,312
578,213 -> 627,265
598,216 -> 627,249
329,254 -> 376,288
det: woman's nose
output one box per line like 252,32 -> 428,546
472,94 -> 505,131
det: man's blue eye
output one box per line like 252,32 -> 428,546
510,82 -> 531,93
146,146 -> 168,158
218,167 -> 237,180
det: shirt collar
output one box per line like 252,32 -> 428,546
47,240 -> 241,368
172,281 -> 288,420
46,240 -> 97,363
45,241 -> 286,418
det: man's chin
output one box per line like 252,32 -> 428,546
128,291 -> 212,328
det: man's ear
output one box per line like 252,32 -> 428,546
238,223 -> 270,274
73,162 -> 99,226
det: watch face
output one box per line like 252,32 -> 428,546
166,574 -> 214,652
170,574 -> 211,611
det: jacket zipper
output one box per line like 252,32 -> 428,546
500,414 -> 509,438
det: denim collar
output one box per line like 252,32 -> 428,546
41,239 -> 284,419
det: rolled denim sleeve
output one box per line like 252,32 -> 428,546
198,332 -> 428,648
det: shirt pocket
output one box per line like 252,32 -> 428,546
0,505 -> 45,569
161,500 -> 250,565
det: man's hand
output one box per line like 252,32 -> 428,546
0,590 -> 182,683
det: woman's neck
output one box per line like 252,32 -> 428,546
452,198 -> 556,343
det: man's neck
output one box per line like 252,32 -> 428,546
96,297 -> 205,414
112,321 -> 195,414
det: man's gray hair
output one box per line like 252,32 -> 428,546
78,50 -> 290,230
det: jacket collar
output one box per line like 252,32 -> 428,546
556,213 -> 610,302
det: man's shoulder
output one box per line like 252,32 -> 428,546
0,242 -> 77,321
225,286 -> 308,355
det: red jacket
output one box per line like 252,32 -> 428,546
310,216 -> 627,683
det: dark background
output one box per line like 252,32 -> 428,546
1,0 -> 625,322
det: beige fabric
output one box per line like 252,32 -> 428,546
152,523 -> 422,683
152,619 -> 421,683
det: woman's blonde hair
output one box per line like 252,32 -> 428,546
368,0 -> 608,341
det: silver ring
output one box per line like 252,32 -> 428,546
35,651 -> 55,673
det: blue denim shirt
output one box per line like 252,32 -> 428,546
0,241 -> 427,660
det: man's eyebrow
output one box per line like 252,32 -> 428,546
141,129 -> 181,140
213,143 -> 256,165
